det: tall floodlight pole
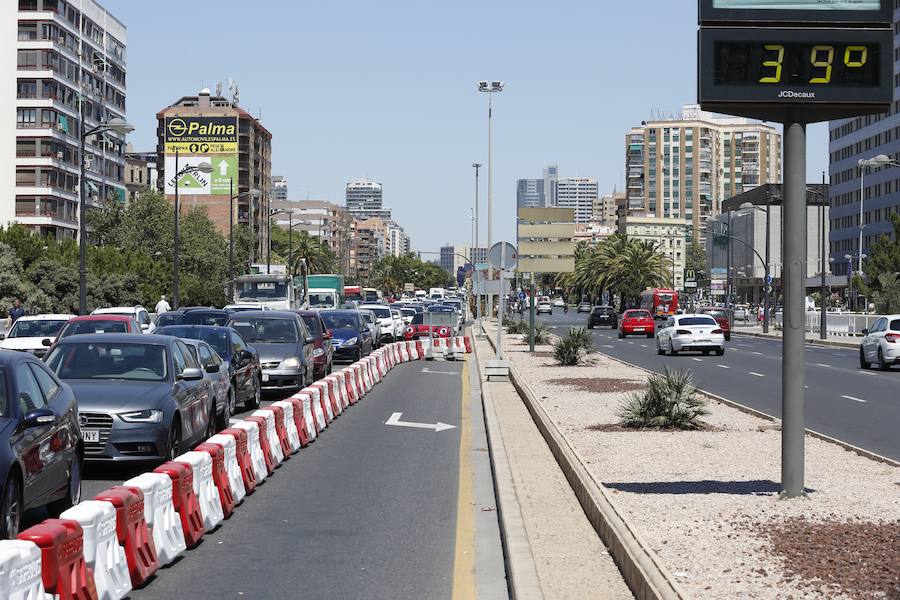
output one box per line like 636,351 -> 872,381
228,181 -> 261,300
477,82 -> 503,251
820,172 -> 828,339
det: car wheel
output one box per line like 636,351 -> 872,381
48,451 -> 81,515
877,347 -> 890,371
587,323 -> 593,329
725,334 -> 731,341
859,347 -> 870,370
165,418 -> 182,461
245,377 -> 261,410
646,332 -> 654,339
715,347 -> 725,356
0,474 -> 22,539
668,344 -> 678,357
218,389 -> 234,431
656,340 -> 664,355
207,401 -> 218,438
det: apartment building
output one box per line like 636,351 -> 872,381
124,145 -> 156,202
556,177 -> 598,224
619,214 -> 690,290
271,175 -> 287,201
270,199 -> 351,269
346,178 -> 392,220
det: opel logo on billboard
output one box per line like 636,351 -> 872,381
167,118 -> 188,138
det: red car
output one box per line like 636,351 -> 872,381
403,312 -> 453,341
697,307 -> 731,341
296,310 -> 334,381
618,309 -> 655,339
56,314 -> 142,338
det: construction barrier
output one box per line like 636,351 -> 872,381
60,500 -> 131,600
287,396 -> 314,444
399,342 -> 410,362
463,336 -> 472,353
301,388 -> 327,432
327,376 -> 345,414
0,539 -> 50,600
122,473 -> 187,567
252,410 -> 285,466
18,518 -> 98,600
327,374 -> 349,411
204,434 -> 247,505
153,461 -> 205,548
374,352 -> 388,377
364,357 -> 380,384
195,442 -> 236,519
416,339 -> 425,358
220,427 -> 258,494
406,340 -> 419,360
359,361 -> 373,392
393,343 -> 403,364
311,382 -> 335,422
243,416 -> 277,475
351,364 -> 366,397
259,405 -> 292,459
93,487 -> 158,589
341,368 -> 359,404
272,401 -> 302,452
175,452 -> 224,532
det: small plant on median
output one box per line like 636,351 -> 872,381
552,334 -> 584,366
532,323 -> 551,345
506,319 -> 527,335
617,367 -> 708,430
567,327 -> 594,354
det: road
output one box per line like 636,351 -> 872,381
537,311 -> 900,461
58,357 -> 501,600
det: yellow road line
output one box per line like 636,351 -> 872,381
452,359 -> 476,599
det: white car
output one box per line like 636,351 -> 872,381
92,305 -> 154,333
0,314 -> 74,358
390,309 -> 406,339
537,301 -> 553,315
359,304 -> 396,342
656,314 -> 725,356
552,298 -> 565,308
859,314 -> 900,370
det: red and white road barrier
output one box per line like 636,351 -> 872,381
122,472 -> 187,566
228,420 -> 268,485
18,519 -> 97,599
364,357 -> 380,384
0,539 -> 50,599
204,433 -> 248,505
311,382 -> 335,422
259,405 -> 292,459
154,461 -> 205,548
300,388 -> 327,432
220,427 -> 258,494
272,401 -> 302,452
176,452 -> 224,532
341,368 -> 360,404
250,410 -> 284,467
399,342 -> 410,362
60,500 -> 131,600
93,486 -> 159,589
288,395 -> 315,443
195,442 -> 236,519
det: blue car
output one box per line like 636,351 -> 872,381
320,310 -> 374,364
0,350 -> 82,538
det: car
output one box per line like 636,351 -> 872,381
656,314 -> 725,356
577,301 -> 592,313
0,314 -> 74,359
45,334 -> 215,462
587,306 -> 618,330
154,308 -> 231,328
399,307 -> 418,324
859,314 -> 900,370
390,309 -> 406,339
427,305 -> 460,331
357,309 -> 382,348
696,307 -> 732,341
320,310 -> 374,363
56,315 -> 143,340
359,304 -> 397,343
0,350 -> 82,538
552,298 -> 566,308
536,299 -> 552,315
154,325 -> 262,415
92,306 -> 154,333
618,309 -> 655,338
296,310 -> 334,380
226,311 -> 315,392
404,311 -> 456,341
180,339 -> 232,429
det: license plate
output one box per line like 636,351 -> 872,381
83,429 -> 100,443
262,373 -> 270,382
634,327 -> 644,332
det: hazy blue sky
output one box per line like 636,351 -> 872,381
109,0 -> 829,251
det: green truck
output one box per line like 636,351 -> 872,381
307,274 -> 345,309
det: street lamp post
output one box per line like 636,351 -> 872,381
171,153 -> 213,309
78,116 -> 133,315
473,161 -> 482,327
227,180 -> 261,300
268,208 -> 291,275
477,81 -> 503,251
739,194 -> 773,333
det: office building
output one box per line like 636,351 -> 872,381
272,175 -> 287,201
619,214 -> 690,290
124,145 -> 157,202
156,88 -> 272,260
543,165 -> 558,207
470,246 -> 487,266
440,244 -> 469,276
516,178 -> 544,209
626,104 -> 781,240
12,0 -> 127,239
346,178 -> 392,220
557,177 -> 598,224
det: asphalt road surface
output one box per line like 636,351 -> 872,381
537,311 -> 900,461
67,359 -> 477,600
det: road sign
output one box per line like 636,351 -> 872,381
764,273 -> 773,285
488,242 -> 518,271
684,268 -> 699,289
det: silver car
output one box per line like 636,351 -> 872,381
358,309 -> 382,348
181,338 -> 233,429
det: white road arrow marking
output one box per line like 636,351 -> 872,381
385,412 -> 456,432
218,159 -> 229,176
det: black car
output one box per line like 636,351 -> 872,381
45,334 -> 214,463
226,311 -> 315,392
588,306 -> 618,329
153,308 -> 231,328
0,351 -> 82,538
154,325 -> 262,415
320,310 -> 373,363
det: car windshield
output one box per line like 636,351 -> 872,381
182,312 -> 228,326
6,319 -> 68,338
58,320 -> 128,338
300,315 -> 321,335
592,308 -> 613,314
678,317 -> 718,326
154,312 -> 182,327
308,292 -> 335,308
363,306 -> 391,318
401,309 -> 417,318
46,342 -> 168,381
428,306 -> 453,313
154,326 -> 231,358
237,281 -> 288,301
229,318 -> 298,343
700,309 -> 727,320
320,313 -> 359,331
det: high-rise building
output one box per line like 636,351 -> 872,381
272,175 -> 287,201
593,192 -> 623,228
516,178 -> 544,209
543,164 -> 558,207
10,0 -> 128,239
156,89 -> 272,260
556,177 -> 598,224
346,178 -> 392,220
625,104 -> 781,240
440,244 -> 469,276
349,219 -> 376,282
470,246 -> 487,266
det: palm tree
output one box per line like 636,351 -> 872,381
286,232 -> 335,275
609,240 -> 672,310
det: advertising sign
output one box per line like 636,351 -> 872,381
164,155 -> 237,195
164,116 -> 238,154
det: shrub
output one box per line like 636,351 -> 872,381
506,319 -> 527,335
532,323 -> 551,345
553,335 -> 583,366
567,327 -> 594,353
617,368 -> 708,430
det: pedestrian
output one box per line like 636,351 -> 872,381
8,298 -> 25,324
155,294 -> 171,315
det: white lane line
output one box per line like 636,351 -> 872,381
602,344 -> 615,348
749,372 -> 765,377
692,358 -> 703,362
628,341 -> 634,345
752,352 -> 763,356
860,370 -> 876,376
841,395 -> 868,404
717,365 -> 731,369
815,363 -> 831,368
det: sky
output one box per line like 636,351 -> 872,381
109,0 -> 829,252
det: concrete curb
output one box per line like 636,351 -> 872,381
733,330 -> 860,349
471,343 -> 545,600
481,324 -> 688,600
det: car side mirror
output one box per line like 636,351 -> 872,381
0,333 -> 5,341
179,367 -> 204,381
205,364 -> 220,374
240,349 -> 254,361
324,329 -> 333,340
861,328 -> 868,335
305,336 -> 316,344
141,323 -> 150,332
42,338 -> 52,347
23,408 -> 55,428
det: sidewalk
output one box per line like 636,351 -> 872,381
732,324 -> 859,348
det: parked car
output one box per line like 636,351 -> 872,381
618,309 -> 655,338
656,314 -> 725,356
358,309 -> 382,348
179,339 -> 232,429
859,314 -> 900,370
154,325 -> 261,412
320,310 -> 373,363
45,334 -> 215,462
0,314 -> 74,359
296,310 -> 334,380
92,306 -> 154,333
587,306 -> 617,330
226,311 -> 314,391
56,315 -> 142,340
359,304 -> 397,343
696,307 -> 732,341
0,350 -> 83,538
577,301 -> 592,313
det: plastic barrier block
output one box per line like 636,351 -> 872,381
244,416 -> 276,475
0,539 -> 51,600
229,420 -> 270,482
341,369 -> 359,404
399,342 -> 410,362
121,473 -> 186,567
405,340 -> 417,360
291,394 -> 317,441
326,375 -> 348,411
370,357 -> 383,383
311,382 -> 334,422
286,397 -> 311,445
373,352 -> 387,377
250,410 -> 284,466
175,452 -> 224,532
152,462 -> 205,548
203,434 -> 246,505
219,427 -> 257,495
18,519 -> 98,600
359,362 -> 373,392
464,336 -> 472,353
416,339 -> 425,358
195,443 -> 236,518
60,500 -> 131,600
92,487 -> 158,589
301,388 -> 327,432
272,401 -> 301,452
258,406 -> 292,459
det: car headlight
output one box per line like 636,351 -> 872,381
280,356 -> 301,369
118,409 -> 163,423
343,337 -> 358,347
312,348 -> 325,358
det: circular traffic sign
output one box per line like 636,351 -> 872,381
764,273 -> 773,285
488,242 -> 517,270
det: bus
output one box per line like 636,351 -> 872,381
344,286 -> 363,305
640,288 -> 678,320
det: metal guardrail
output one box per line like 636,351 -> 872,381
772,311 -> 881,337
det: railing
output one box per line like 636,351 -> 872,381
771,311 -> 881,337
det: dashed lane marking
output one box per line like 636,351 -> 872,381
717,365 -> 731,369
815,363 -> 831,368
692,358 -> 703,362
841,395 -> 868,403
640,344 -> 647,348
749,372 -> 765,377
